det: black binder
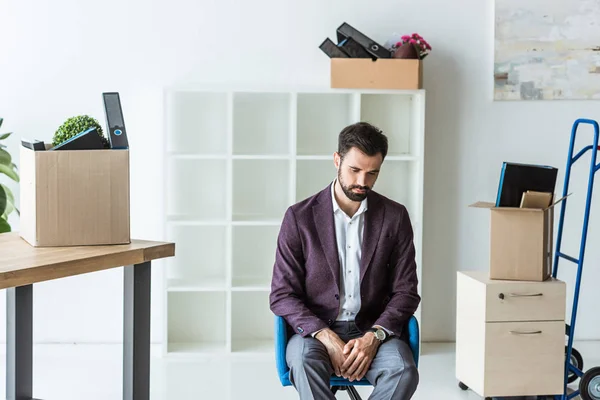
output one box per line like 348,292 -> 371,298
50,127 -> 105,151
336,22 -> 392,59
319,38 -> 350,58
338,36 -> 372,58
103,92 -> 129,149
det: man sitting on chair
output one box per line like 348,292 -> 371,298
270,122 -> 421,400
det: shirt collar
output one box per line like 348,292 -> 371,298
331,180 -> 368,216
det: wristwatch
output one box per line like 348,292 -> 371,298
367,327 -> 387,342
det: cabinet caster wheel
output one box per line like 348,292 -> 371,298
580,366 -> 600,400
458,381 -> 468,390
567,346 -> 584,383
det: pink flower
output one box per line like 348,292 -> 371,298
392,32 -> 432,59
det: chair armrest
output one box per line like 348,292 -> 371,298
407,315 -> 419,367
274,315 -> 290,380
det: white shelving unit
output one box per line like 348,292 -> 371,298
162,87 -> 426,357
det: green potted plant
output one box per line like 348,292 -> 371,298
53,115 -> 109,148
0,118 -> 20,233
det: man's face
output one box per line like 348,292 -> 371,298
334,147 -> 383,202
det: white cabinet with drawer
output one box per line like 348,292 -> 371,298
456,270 -> 566,398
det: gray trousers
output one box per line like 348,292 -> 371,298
286,321 -> 419,400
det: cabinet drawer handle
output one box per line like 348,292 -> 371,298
510,330 -> 542,335
498,292 -> 543,299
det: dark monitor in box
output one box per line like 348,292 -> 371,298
495,162 -> 559,207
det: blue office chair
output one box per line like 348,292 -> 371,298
274,315 -> 420,400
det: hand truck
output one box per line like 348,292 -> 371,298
552,118 -> 600,400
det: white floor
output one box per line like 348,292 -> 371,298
0,341 -> 596,399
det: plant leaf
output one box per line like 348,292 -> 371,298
0,183 -> 15,218
0,217 -> 10,233
0,148 -> 11,165
0,118 -> 3,129
0,163 -> 19,182
0,185 -> 6,217
0,132 -> 11,140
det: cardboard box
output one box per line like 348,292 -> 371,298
470,195 -> 566,282
19,146 -> 130,247
330,58 -> 422,90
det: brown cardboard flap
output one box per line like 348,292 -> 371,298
545,193 -> 571,210
520,191 -> 553,209
470,193 -> 571,212
469,201 -> 540,212
469,201 -> 496,209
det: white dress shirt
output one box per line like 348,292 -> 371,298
331,180 -> 367,322
312,180 -> 392,337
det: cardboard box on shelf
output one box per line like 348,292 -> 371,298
19,145 -> 130,247
470,193 -> 568,282
330,58 -> 422,90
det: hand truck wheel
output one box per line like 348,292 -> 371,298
567,346 -> 584,383
580,366 -> 600,400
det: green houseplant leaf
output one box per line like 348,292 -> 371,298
0,217 -> 10,233
1,183 -> 16,218
0,117 -> 19,233
0,184 -> 6,217
0,148 -> 11,165
0,163 -> 18,182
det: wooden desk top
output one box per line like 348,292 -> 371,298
0,232 -> 175,289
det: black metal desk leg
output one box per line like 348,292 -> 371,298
7,284 -> 36,400
123,262 -> 151,400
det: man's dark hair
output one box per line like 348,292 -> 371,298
337,122 -> 388,161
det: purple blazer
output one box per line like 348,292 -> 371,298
269,184 -> 421,338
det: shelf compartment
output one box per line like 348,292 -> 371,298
296,160 -> 335,202
232,92 -> 290,156
165,91 -> 228,155
232,225 -> 279,288
360,93 -> 414,156
296,93 -> 357,156
167,291 -> 227,354
295,159 -> 419,218
166,158 -> 227,220
165,224 -> 227,289
231,291 -> 274,353
374,160 -> 420,220
232,159 -> 290,221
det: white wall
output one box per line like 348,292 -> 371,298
1,0 -> 599,344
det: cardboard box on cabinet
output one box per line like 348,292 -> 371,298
469,194 -> 567,282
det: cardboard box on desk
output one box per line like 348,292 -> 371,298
330,58 -> 422,90
19,145 -> 130,247
469,193 -> 568,282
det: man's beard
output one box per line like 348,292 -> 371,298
338,169 -> 370,202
